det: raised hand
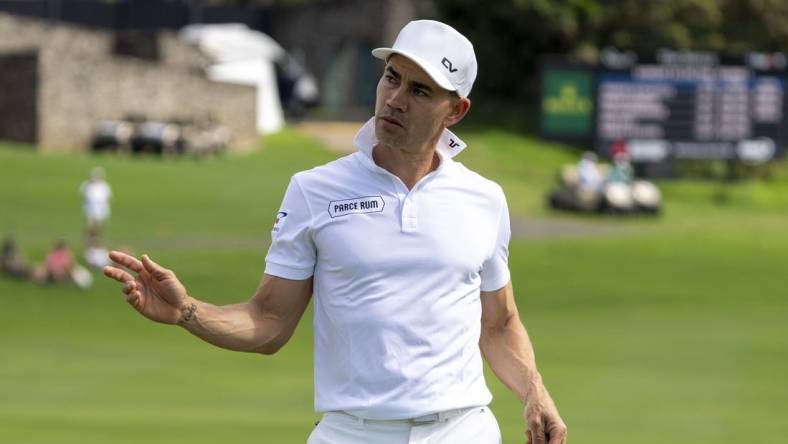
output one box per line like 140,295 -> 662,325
103,251 -> 191,325
524,385 -> 567,444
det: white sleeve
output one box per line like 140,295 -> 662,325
264,176 -> 316,280
479,190 -> 511,292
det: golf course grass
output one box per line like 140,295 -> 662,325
1,127 -> 786,443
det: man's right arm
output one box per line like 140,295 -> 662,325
104,251 -> 312,355
178,273 -> 312,354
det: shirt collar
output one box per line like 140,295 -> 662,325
353,118 -> 468,162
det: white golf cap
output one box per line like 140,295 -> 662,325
372,20 -> 477,98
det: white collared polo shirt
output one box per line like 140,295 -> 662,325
265,119 -> 511,420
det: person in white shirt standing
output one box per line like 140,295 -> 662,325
103,20 -> 567,444
80,166 -> 112,248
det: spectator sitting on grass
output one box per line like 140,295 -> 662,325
31,240 -> 93,289
44,240 -> 76,283
1,236 -> 32,279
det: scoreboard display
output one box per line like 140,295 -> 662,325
540,50 -> 787,166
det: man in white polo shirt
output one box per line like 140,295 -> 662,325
104,20 -> 566,444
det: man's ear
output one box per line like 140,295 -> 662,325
445,97 -> 471,128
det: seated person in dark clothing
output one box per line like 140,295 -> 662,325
1,237 -> 32,279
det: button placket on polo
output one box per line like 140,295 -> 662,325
401,193 -> 418,232
364,150 -> 446,233
400,170 -> 441,233
387,176 -> 417,233
401,160 -> 449,232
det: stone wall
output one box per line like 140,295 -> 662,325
0,12 -> 208,69
38,48 -> 256,151
0,12 -> 256,151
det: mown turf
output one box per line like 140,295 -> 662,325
0,129 -> 787,443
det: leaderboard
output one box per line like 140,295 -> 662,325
596,64 -> 785,163
539,51 -> 787,164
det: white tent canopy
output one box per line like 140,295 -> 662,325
180,23 -> 286,134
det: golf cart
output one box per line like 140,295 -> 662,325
547,153 -> 662,215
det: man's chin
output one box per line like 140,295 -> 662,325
375,123 -> 405,146
376,134 -> 403,148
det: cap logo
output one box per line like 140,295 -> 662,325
448,139 -> 460,149
441,57 -> 458,73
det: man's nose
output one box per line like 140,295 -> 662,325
386,85 -> 408,112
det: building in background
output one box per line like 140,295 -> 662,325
0,0 -> 427,128
0,12 -> 257,151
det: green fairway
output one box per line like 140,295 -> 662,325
1,129 -> 787,443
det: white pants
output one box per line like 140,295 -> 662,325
307,406 -> 502,444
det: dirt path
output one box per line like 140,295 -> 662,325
120,215 -> 636,254
294,121 -> 362,154
511,217 -> 639,239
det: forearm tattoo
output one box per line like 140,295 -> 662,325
177,302 -> 197,325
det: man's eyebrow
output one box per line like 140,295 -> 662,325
411,80 -> 433,93
385,66 -> 400,79
386,66 -> 434,93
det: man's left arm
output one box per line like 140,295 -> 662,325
480,280 -> 567,444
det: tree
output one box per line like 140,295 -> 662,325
433,0 -> 788,102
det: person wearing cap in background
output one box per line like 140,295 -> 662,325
104,20 -> 566,444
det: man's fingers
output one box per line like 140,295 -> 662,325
103,265 -> 135,284
126,290 -> 142,309
109,250 -> 144,273
529,420 -> 546,444
104,267 -> 141,300
547,431 -> 567,444
122,280 -> 137,295
547,422 -> 567,444
141,254 -> 170,280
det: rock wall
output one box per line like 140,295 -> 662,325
0,12 -> 256,151
37,48 -> 256,151
0,12 -> 208,70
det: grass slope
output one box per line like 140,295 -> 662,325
0,129 -> 786,444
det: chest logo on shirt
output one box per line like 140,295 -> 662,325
328,196 -> 385,218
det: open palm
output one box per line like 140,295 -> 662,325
104,251 -> 188,324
